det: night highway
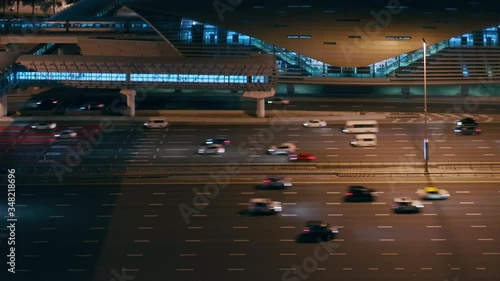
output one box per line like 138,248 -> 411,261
13,89 -> 500,115
1,120 -> 500,165
2,179 -> 499,281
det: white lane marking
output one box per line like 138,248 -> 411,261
227,268 -> 245,271
456,191 -> 470,194
176,268 -> 194,271
471,225 -> 486,228
478,238 -> 494,241
377,226 -> 393,228
280,239 -> 295,242
478,147 -> 490,149
327,147 -> 338,150
342,268 -> 352,271
483,154 -> 495,156
435,140 -> 446,143
404,154 -> 416,157
466,213 -> 481,216
179,254 -> 197,257
241,192 -> 255,194
439,147 -> 452,149
381,253 -> 398,256
133,240 -> 149,243
372,202 -> 386,205
423,214 -> 438,216
288,134 -> 300,137
233,240 -> 249,242
283,202 -> 296,205
426,226 -> 442,228
327,202 -> 340,205
483,253 -> 500,255
394,268 -> 405,270
375,214 -> 390,216
443,154 -> 456,156
366,154 -> 378,157
436,253 -> 453,255
164,148 -> 189,151
391,127 -> 403,129
395,134 -> 407,136
368,268 -> 379,271
396,140 -> 408,142
228,253 -> 246,256
233,226 -> 248,229
324,140 -> 335,143
327,191 -> 340,194
476,268 -> 487,270
184,240 -> 200,243
430,239 -> 446,241
460,202 -> 474,205
280,226 -> 296,229
421,268 -> 433,270
379,239 -> 395,242
330,253 -> 346,256
363,147 -> 376,150
280,253 -> 296,256
450,268 -> 460,270
322,134 -> 334,136
328,214 -> 343,216
281,214 -> 297,217
218,128 -> 230,131
402,147 -> 414,149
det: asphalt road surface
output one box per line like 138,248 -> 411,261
12,90 -> 500,115
2,178 -> 499,281
1,120 -> 500,165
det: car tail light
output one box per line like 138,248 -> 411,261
307,156 -> 316,160
476,129 -> 482,133
345,192 -> 353,196
303,228 -> 310,233
224,140 -> 230,144
263,179 -> 271,183
52,101 -> 58,104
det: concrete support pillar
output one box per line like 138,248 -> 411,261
256,98 -> 265,118
0,95 -> 7,117
120,89 -> 136,117
460,85 -> 469,96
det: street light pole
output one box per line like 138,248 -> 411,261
422,38 -> 429,174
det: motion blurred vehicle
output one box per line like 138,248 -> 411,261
36,97 -> 59,108
257,177 -> 292,190
144,119 -> 169,128
303,119 -> 327,128
301,220 -> 339,241
344,186 -> 378,202
454,117 -> 480,135
54,129 -> 77,139
205,137 -> 230,145
198,144 -> 225,154
289,153 -> 316,161
350,134 -> 377,147
416,187 -> 450,200
267,97 -> 290,105
392,197 -> 423,214
342,120 -> 379,133
247,198 -> 282,215
79,101 -> 105,111
31,122 -> 57,130
268,143 -> 296,155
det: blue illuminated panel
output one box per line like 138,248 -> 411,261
17,72 -> 127,81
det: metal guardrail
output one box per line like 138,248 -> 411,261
3,162 -> 500,178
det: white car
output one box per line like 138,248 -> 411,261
198,144 -> 225,154
144,119 -> 169,128
248,198 -> 282,215
268,143 -> 296,155
416,187 -> 450,200
54,130 -> 77,139
31,122 -> 57,130
303,119 -> 327,128
392,197 -> 424,213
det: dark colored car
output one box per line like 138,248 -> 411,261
456,117 -> 477,126
454,125 -> 482,135
256,177 -> 292,190
301,220 -> 339,242
205,137 -> 230,145
344,186 -> 378,202
36,97 -> 59,109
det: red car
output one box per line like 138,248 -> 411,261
289,153 -> 316,161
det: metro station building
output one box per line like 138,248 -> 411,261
1,0 -> 500,116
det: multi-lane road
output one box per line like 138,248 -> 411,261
2,178 -> 499,281
1,120 -> 500,165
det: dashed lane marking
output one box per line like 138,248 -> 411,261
436,253 -> 453,255
179,254 -> 197,257
228,253 -> 246,256
471,225 -> 486,228
126,254 -> 144,257
426,226 -> 442,228
430,239 -> 446,241
233,226 -> 248,229
478,238 -> 494,241
377,226 -> 393,228
466,213 -> 481,216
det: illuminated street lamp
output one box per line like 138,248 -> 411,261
422,38 -> 429,174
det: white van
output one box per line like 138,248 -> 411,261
350,134 -> 377,147
342,120 -> 378,134
144,119 -> 169,129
